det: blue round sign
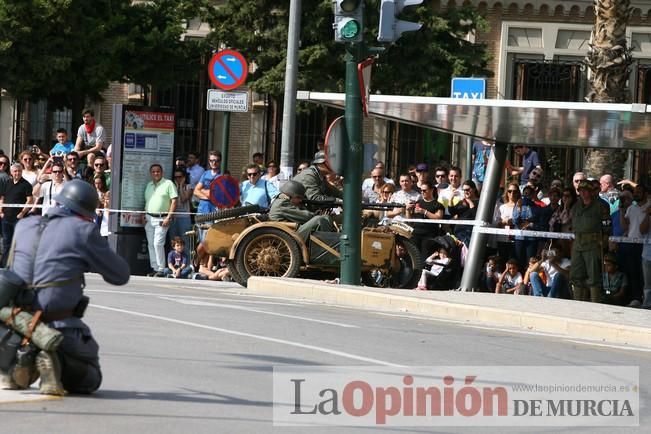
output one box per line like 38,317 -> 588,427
208,50 -> 248,91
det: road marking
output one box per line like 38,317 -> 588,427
0,390 -> 62,404
87,289 -> 305,307
156,296 -> 358,328
92,304 -> 404,367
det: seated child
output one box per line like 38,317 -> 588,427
602,253 -> 628,305
416,247 -> 453,290
483,256 -> 501,293
495,258 -> 524,294
164,236 -> 192,279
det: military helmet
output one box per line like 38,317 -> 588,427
311,151 -> 327,165
280,180 -> 306,198
54,179 -> 99,218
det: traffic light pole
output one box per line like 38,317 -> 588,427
340,42 -> 364,285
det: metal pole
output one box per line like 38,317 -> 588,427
465,135 -> 473,183
458,141 -> 507,291
279,0 -> 302,179
221,111 -> 230,172
340,43 -> 363,285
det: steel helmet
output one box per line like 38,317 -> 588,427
280,180 -> 306,198
311,151 -> 327,165
54,179 -> 99,218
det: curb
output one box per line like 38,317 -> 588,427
247,277 -> 651,349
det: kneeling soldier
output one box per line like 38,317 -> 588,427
0,180 -> 130,395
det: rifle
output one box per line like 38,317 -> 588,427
303,200 -> 405,210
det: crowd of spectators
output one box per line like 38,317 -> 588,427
360,143 -> 651,308
6,122 -> 650,308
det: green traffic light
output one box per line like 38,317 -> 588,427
340,19 -> 360,39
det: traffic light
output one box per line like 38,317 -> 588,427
333,0 -> 364,43
377,0 -> 423,43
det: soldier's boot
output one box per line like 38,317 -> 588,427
11,363 -> 38,389
589,287 -> 602,304
572,285 -> 588,302
641,289 -> 651,309
0,369 -> 18,390
35,351 -> 66,396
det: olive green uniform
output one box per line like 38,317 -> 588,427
292,166 -> 343,205
269,193 -> 334,241
570,198 -> 610,302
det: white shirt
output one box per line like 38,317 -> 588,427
626,200 -> 650,238
541,258 -> 571,283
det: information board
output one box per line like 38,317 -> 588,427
114,106 -> 175,228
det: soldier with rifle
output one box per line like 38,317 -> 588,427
0,180 -> 130,395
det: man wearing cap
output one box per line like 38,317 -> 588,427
293,152 -> 342,209
570,180 -> 611,303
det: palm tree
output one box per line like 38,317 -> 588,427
584,0 -> 633,179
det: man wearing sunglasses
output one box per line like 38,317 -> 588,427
64,152 -> 83,180
193,151 -> 222,214
240,163 -> 279,208
32,162 -> 67,215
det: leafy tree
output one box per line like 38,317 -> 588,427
207,0 -> 491,98
0,0 -> 211,110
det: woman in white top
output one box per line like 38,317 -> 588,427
493,181 -> 520,261
32,161 -> 66,215
262,160 -> 281,190
18,150 -> 39,186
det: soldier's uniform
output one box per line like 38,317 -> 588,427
292,165 -> 342,204
4,181 -> 130,394
570,182 -> 611,302
269,193 -> 334,241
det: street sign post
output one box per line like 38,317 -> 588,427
206,90 -> 249,112
207,49 -> 249,173
451,77 -> 486,99
208,50 -> 248,90
451,77 -> 486,202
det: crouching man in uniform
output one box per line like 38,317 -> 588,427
1,180 -> 130,395
269,180 -> 334,242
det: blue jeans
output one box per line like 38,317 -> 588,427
1,219 -> 16,267
530,272 -> 567,298
163,267 -> 192,279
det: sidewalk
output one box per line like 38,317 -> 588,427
247,277 -> 651,349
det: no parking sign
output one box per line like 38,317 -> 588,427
208,50 -> 248,91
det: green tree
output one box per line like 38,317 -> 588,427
0,0 -> 211,110
207,0 -> 491,98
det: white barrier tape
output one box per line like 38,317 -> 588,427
4,201 -> 651,245
399,218 -> 479,226
608,236 -> 651,244
472,226 -> 575,240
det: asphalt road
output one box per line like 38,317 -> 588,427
0,275 -> 649,433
